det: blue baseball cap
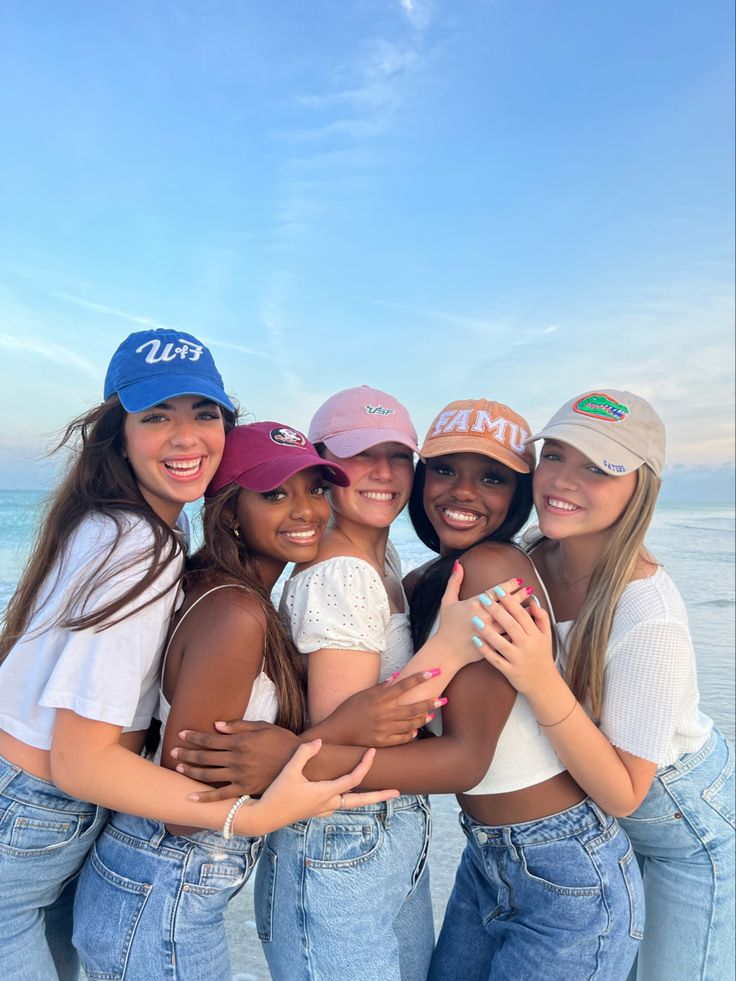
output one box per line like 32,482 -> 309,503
104,329 -> 234,413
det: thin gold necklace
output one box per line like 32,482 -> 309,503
335,527 -> 390,578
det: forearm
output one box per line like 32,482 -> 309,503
301,735 -> 491,795
526,673 -> 642,816
391,634 -> 468,703
52,728 -> 286,837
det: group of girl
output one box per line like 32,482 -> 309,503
0,328 -> 732,981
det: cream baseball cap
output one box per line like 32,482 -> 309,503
529,390 -> 666,478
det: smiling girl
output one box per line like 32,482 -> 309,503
477,390 -> 735,981
0,340 -> 386,981
71,422 -> 389,981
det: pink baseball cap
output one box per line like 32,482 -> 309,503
206,422 -> 349,497
308,385 -> 419,457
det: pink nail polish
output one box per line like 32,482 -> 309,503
525,586 -> 534,596
453,559 -> 460,573
389,671 -> 401,680
437,697 -> 448,707
515,578 -> 523,586
426,712 -> 436,722
422,667 -> 442,680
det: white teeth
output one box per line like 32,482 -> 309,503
164,459 -> 202,475
548,497 -> 578,511
442,508 -> 480,523
360,491 -> 394,501
283,530 -> 316,540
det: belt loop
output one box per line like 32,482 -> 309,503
588,799 -> 608,830
503,827 -> 520,862
148,821 -> 168,847
383,796 -> 395,828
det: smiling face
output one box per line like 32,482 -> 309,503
235,467 -> 331,572
422,452 -> 518,555
534,439 -> 638,542
322,442 -> 414,531
123,396 -> 226,525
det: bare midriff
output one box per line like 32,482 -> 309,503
458,770 -> 586,827
0,727 -> 146,784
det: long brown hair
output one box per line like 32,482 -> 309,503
185,484 -> 306,732
0,397 -> 234,664
564,465 -> 661,716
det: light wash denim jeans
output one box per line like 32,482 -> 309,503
0,752 -> 107,981
72,809 -> 262,980
255,794 -> 434,981
429,799 -> 644,981
620,728 -> 735,981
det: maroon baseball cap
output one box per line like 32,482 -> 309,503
205,422 -> 350,497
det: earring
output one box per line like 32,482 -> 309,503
233,527 -> 240,538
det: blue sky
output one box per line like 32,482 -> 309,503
1,0 -> 733,497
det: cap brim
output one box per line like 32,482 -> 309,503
208,456 -> 349,496
419,436 -> 532,474
117,375 -> 234,413
322,429 -> 419,457
529,423 -> 644,476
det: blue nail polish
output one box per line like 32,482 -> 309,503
472,635 -> 483,648
471,616 -> 485,630
478,592 -> 492,607
493,585 -> 506,598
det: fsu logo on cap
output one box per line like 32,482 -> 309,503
573,394 -> 630,422
270,427 -> 306,447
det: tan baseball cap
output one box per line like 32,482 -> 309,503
419,399 -> 535,474
529,390 -> 666,478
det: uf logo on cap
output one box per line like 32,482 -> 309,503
136,337 -> 204,364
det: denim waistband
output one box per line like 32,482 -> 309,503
331,793 -> 429,816
657,728 -> 725,784
0,752 -> 96,815
461,797 -> 610,848
108,809 -> 261,854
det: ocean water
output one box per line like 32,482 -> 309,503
1,493 -> 733,980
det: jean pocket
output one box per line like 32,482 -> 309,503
619,844 -> 645,940
72,843 -> 151,980
702,742 -> 735,829
183,850 -> 250,898
408,800 -> 432,896
517,839 -> 602,898
307,816 -> 384,868
255,844 -> 278,942
0,801 -> 85,856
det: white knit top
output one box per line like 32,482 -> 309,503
279,541 -> 413,683
555,567 -> 712,767
153,584 -> 278,764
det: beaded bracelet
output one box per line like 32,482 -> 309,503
222,795 -> 252,840
537,697 -> 578,728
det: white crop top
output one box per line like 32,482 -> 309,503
279,541 -> 413,683
0,512 -> 184,751
425,548 -> 565,795
153,584 -> 278,764
555,567 -> 712,767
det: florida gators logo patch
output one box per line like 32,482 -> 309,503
573,394 -> 630,422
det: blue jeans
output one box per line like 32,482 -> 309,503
429,799 -> 643,981
0,753 -> 107,981
72,810 -> 262,980
255,794 -> 434,981
620,728 -> 735,981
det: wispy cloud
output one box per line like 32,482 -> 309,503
0,331 -> 98,377
49,290 -> 273,361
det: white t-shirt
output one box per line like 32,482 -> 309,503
0,511 -> 185,750
279,541 -> 413,682
556,567 -> 712,766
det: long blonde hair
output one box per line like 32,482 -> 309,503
565,464 -> 661,717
